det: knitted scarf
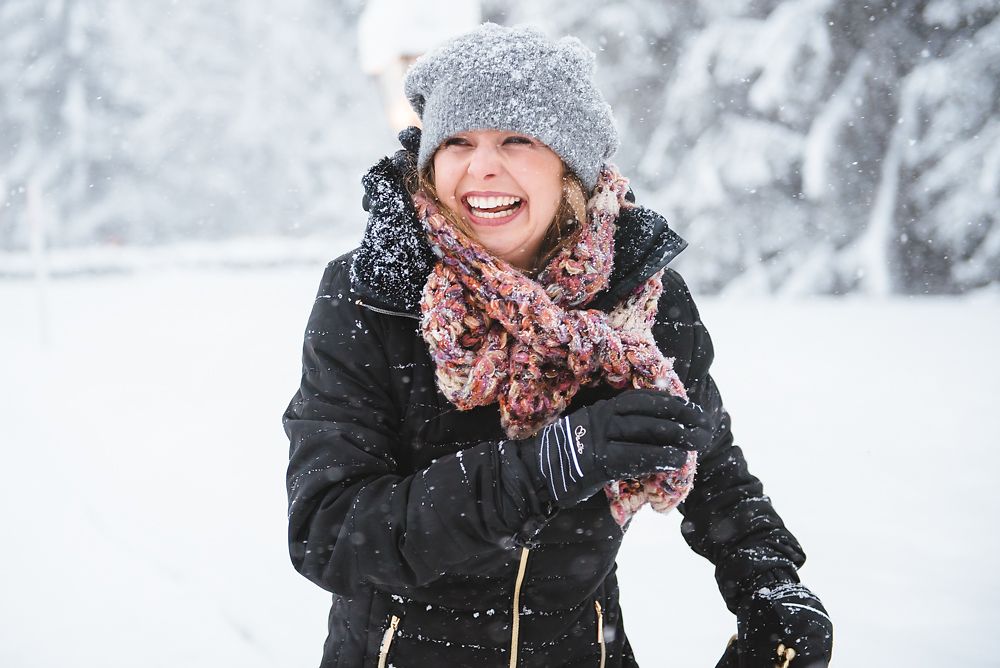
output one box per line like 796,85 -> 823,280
417,166 -> 696,526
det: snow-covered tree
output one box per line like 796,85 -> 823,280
1,0 -> 995,293
0,0 -> 129,249
104,0 -> 384,244
1,0 -> 385,250
891,3 -> 1000,293
513,0 -> 999,294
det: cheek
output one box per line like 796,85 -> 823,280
524,158 -> 564,212
432,157 -> 461,204
535,176 -> 563,220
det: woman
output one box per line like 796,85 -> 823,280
284,23 -> 833,668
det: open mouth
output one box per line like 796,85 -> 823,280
462,194 -> 524,220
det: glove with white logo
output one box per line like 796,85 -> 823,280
734,572 -> 833,667
517,389 -> 712,508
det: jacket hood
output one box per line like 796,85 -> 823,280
349,157 -> 687,314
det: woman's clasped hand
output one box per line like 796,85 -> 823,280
516,389 -> 713,508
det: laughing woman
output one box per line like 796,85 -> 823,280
283,23 -> 833,668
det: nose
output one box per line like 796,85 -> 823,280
466,142 -> 502,180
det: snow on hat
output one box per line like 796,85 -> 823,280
403,22 -> 619,191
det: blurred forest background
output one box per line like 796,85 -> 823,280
1,0 -> 998,294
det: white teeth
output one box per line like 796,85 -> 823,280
473,208 -> 519,219
466,195 -> 520,209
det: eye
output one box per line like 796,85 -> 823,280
503,136 -> 533,146
442,136 -> 470,147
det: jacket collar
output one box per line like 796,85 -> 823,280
589,205 -> 687,312
349,157 -> 687,315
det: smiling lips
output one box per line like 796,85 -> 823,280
463,193 -> 524,224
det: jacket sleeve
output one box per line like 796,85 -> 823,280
654,270 -> 806,613
283,259 -> 552,595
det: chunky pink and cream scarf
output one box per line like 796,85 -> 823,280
416,166 -> 696,526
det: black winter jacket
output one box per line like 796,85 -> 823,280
284,164 -> 806,667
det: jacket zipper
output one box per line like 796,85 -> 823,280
509,546 -> 531,668
377,614 -> 400,668
355,298 -> 421,320
595,600 -> 606,668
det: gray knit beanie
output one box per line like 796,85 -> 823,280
403,23 -> 619,191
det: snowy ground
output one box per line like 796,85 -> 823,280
1,262 -> 997,667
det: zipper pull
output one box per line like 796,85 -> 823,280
377,615 -> 400,668
594,601 -> 606,668
775,642 -> 796,667
509,547 -> 531,668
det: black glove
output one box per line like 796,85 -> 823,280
394,125 -> 421,167
362,126 -> 421,212
518,389 -> 712,508
354,126 -> 437,313
735,572 -> 833,667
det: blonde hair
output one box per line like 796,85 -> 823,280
411,161 -> 588,274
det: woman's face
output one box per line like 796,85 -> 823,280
432,129 -> 563,271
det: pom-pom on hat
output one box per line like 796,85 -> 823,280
403,23 -> 619,191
